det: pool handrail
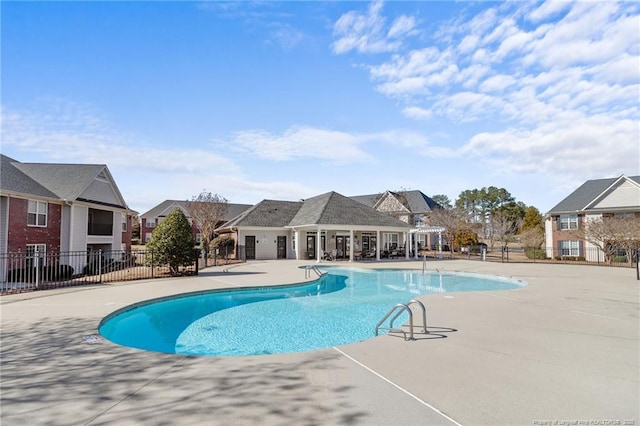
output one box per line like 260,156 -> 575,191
375,299 -> 428,341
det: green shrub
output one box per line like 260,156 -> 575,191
146,209 -> 198,275
212,235 -> 235,259
525,248 -> 547,260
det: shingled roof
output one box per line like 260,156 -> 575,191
217,191 -> 411,231
1,154 -> 128,209
219,199 -> 304,229
289,191 -> 409,228
351,190 -> 441,212
546,175 -> 640,214
141,200 -> 252,221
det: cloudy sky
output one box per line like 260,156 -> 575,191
2,1 -> 638,215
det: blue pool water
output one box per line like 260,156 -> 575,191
99,267 -> 524,356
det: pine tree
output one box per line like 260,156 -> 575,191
146,209 -> 197,275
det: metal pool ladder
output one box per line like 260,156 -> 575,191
375,299 -> 428,341
304,265 -> 324,279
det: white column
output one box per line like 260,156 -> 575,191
405,232 -> 410,260
376,230 -> 381,261
294,230 -> 300,260
438,231 -> 443,259
349,229 -> 354,262
414,232 -> 419,259
316,227 -> 322,263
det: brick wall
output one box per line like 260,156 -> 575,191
7,198 -> 62,253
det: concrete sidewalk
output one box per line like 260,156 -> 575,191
1,260 -> 638,425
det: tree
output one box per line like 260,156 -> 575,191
490,207 -> 523,254
131,215 -> 141,242
521,206 -> 543,233
581,215 -> 640,265
454,228 -> 479,251
187,191 -> 228,266
431,194 -> 452,209
456,186 -> 522,245
211,235 -> 235,261
146,209 -> 197,276
429,206 -> 474,254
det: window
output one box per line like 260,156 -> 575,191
559,215 -> 579,230
383,233 -> 399,249
560,240 -> 580,256
414,214 -> 425,227
122,216 -> 128,232
195,233 -> 201,244
27,200 -> 47,227
26,244 -> 46,268
147,220 -> 156,228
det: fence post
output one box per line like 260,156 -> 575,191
35,246 -> 40,289
99,249 -> 103,283
151,250 -> 154,279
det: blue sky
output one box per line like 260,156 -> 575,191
2,1 -> 638,215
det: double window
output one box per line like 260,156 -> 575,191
559,215 -> 578,230
27,200 -> 47,227
560,240 -> 580,256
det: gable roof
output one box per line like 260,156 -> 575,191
141,200 -> 253,222
352,190 -> 441,213
0,154 -> 129,209
1,155 -> 58,198
219,200 -> 303,228
218,191 -> 411,231
289,191 -> 410,227
546,175 -> 640,215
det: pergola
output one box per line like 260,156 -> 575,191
409,226 -> 445,259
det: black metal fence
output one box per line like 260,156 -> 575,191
426,245 -> 639,268
1,249 -> 200,294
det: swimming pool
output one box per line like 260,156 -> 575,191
99,267 -> 524,356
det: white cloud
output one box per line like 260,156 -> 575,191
332,0 -> 639,190
527,0 -> 573,23
230,126 -> 371,163
479,74 -> 517,93
460,114 -> 639,181
332,0 -> 417,54
402,106 -> 432,120
387,15 -> 417,39
0,102 -> 239,175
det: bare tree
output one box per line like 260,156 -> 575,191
490,209 -> 523,260
428,207 -> 473,254
582,215 -> 640,264
187,191 -> 228,266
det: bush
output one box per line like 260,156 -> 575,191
7,264 -> 74,283
554,256 -> 586,262
212,235 -> 235,259
612,256 -> 628,263
145,209 -> 198,275
525,248 -> 547,260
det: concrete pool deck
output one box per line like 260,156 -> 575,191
1,260 -> 638,425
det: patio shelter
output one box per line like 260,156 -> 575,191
216,191 -> 412,262
287,192 -> 413,262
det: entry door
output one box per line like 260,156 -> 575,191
306,235 -> 316,259
245,236 -> 256,260
336,236 -> 350,258
277,236 -> 287,259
